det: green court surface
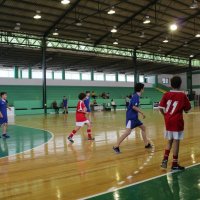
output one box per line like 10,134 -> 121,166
0,125 -> 52,158
87,164 -> 200,200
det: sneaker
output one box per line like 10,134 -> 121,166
2,134 -> 10,139
68,136 -> 74,143
113,146 -> 121,154
88,137 -> 95,141
161,159 -> 168,169
171,165 -> 185,171
145,143 -> 153,148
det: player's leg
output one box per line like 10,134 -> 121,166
113,128 -> 132,153
68,126 -> 81,143
2,123 -> 10,138
86,122 -> 94,140
171,139 -> 184,171
161,139 -> 173,169
138,124 -> 152,148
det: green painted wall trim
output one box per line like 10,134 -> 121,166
14,66 -> 18,79
62,69 -> 65,80
52,71 -> 54,80
116,72 -> 118,82
192,85 -> 200,89
28,67 -> 32,79
91,69 -> 94,81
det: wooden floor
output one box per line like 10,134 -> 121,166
0,108 -> 200,200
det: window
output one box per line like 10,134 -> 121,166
54,71 -> 62,80
162,78 -> 169,84
94,73 -> 104,81
65,71 -> 80,80
139,75 -> 144,83
127,75 -> 134,82
32,69 -> 42,79
46,70 -> 52,79
0,68 -> 14,78
118,74 -> 126,82
105,74 -> 115,81
82,72 -> 91,80
22,69 -> 28,79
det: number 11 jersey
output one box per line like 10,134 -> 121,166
159,90 -> 191,132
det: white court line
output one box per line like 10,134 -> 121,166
79,162 -> 200,200
0,124 -> 54,160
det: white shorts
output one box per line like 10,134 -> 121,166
164,131 -> 184,140
76,120 -> 90,127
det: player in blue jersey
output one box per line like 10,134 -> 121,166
84,91 -> 91,121
62,96 -> 68,115
113,83 -> 152,153
0,92 -> 11,139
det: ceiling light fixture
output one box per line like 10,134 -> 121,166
163,37 -> 169,43
75,19 -> 82,26
170,23 -> 178,31
139,32 -> 145,38
113,39 -> 118,45
190,54 -> 194,57
33,10 -> 41,19
190,0 -> 198,9
107,6 -> 115,15
14,22 -> 21,31
195,32 -> 200,37
53,29 -> 59,36
143,16 -> 151,24
111,26 -> 117,33
61,0 -> 70,5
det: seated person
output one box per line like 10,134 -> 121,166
52,101 -> 59,114
93,99 -> 98,105
91,91 -> 97,99
111,99 -> 117,111
101,92 -> 106,99
106,93 -> 110,99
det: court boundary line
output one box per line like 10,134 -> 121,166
0,124 -> 54,160
80,162 -> 200,200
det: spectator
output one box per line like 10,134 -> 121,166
101,92 -> 106,99
93,99 -> 98,105
106,93 -> 110,99
52,101 -> 59,114
91,91 -> 97,99
111,99 -> 117,111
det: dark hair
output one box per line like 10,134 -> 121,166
0,92 -> 7,96
134,83 -> 144,92
63,96 -> 66,98
171,76 -> 182,89
86,91 -> 90,94
78,92 -> 86,100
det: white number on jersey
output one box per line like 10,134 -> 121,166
165,100 -> 178,114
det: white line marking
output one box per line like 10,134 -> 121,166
0,124 -> 54,160
79,163 -> 200,200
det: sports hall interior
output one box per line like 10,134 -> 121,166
0,0 -> 200,199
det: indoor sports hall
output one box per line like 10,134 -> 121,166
0,0 -> 200,199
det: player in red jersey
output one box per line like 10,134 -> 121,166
68,92 -> 94,143
159,76 -> 191,171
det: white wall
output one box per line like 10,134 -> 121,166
0,78 -> 153,88
145,76 -> 155,84
192,73 -> 200,94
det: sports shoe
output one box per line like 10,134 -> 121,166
145,143 -> 152,148
68,136 -> 74,143
2,134 -> 10,139
171,165 -> 185,171
88,137 -> 95,141
113,146 -> 121,154
161,159 -> 168,169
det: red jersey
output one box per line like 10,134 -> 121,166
76,100 -> 87,122
159,90 -> 191,132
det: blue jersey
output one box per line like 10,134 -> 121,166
63,99 -> 68,107
84,97 -> 90,111
0,99 -> 8,124
126,93 -> 140,120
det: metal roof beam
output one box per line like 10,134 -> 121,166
142,9 -> 200,47
44,0 -> 81,38
94,0 -> 159,46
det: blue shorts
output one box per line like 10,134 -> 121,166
126,119 -> 143,129
0,117 -> 8,125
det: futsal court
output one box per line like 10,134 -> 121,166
0,1 -> 200,200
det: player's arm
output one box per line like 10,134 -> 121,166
159,94 -> 167,116
184,95 -> 191,113
132,106 -> 145,119
0,111 -> 3,118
